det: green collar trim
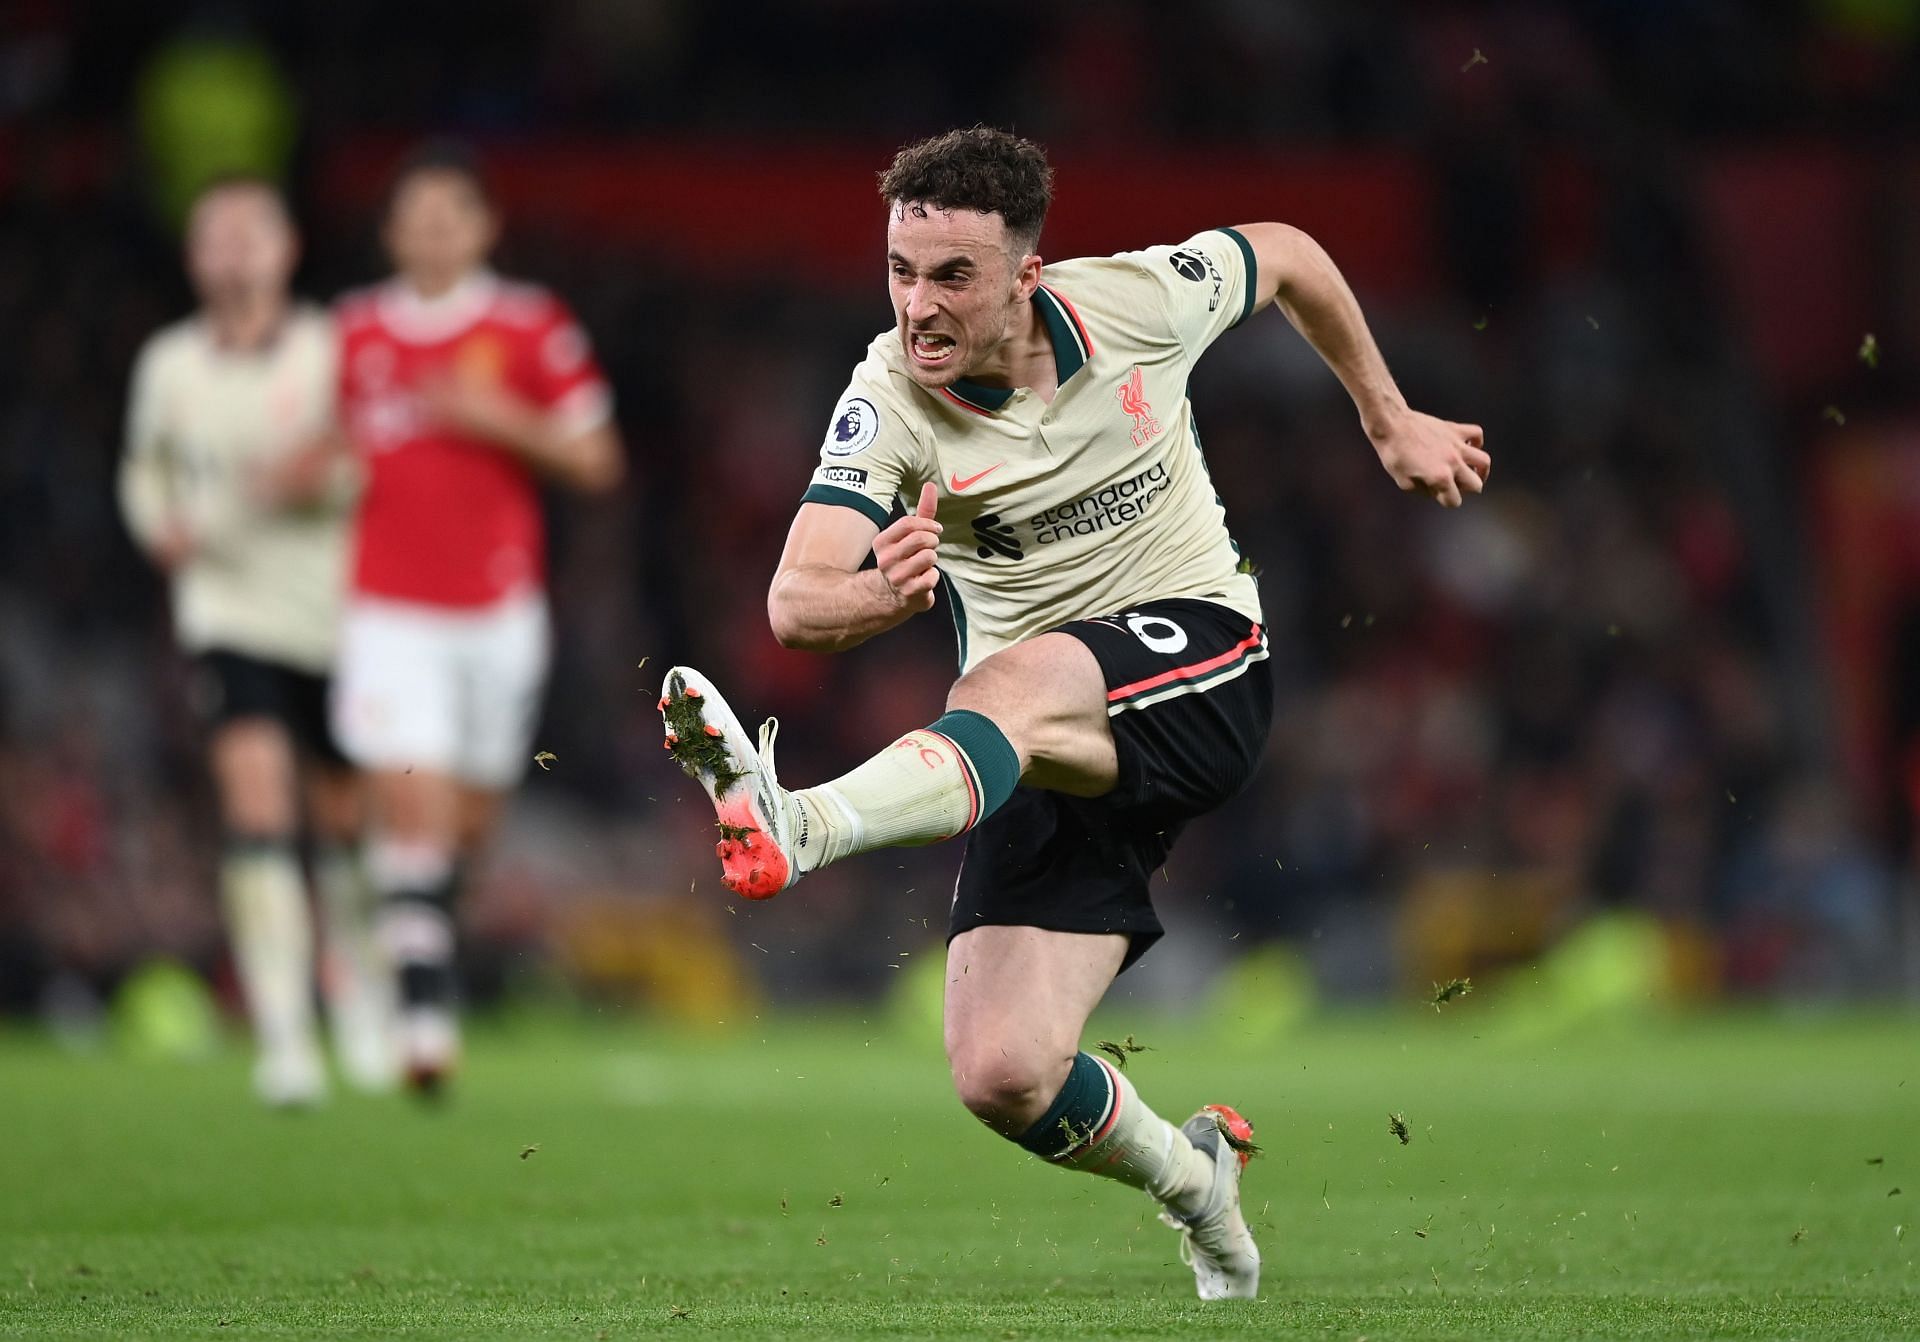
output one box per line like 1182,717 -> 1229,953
935,283 -> 1094,415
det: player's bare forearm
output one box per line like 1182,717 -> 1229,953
767,564 -> 924,652
422,378 -> 623,493
1236,222 -> 1491,508
489,412 -> 623,494
769,486 -> 943,651
252,427 -> 358,511
1236,223 -> 1403,430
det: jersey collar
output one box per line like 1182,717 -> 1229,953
376,268 -> 498,344
941,282 -> 1095,415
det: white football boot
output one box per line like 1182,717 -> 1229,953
397,1007 -> 460,1099
254,1039 -> 327,1109
323,930 -> 399,1092
1160,1104 -> 1261,1300
659,666 -> 804,899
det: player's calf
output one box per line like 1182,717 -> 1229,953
366,834 -> 461,1094
949,1033 -> 1261,1299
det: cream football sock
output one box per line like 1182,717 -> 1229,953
790,709 -> 1021,872
315,841 -> 397,1088
1015,1051 -> 1215,1214
220,837 -> 320,1061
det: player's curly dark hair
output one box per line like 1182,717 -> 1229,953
878,128 -> 1053,254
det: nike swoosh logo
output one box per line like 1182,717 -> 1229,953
948,463 -> 1005,492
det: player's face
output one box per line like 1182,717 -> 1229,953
886,203 -> 1038,389
385,171 -> 498,291
186,187 -> 296,308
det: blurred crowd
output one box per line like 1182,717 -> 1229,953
3,0 -> 1919,1016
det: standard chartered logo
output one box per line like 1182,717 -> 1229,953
1032,463 -> 1169,545
967,463 -> 1172,562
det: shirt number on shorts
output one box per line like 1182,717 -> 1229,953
1124,612 -> 1188,655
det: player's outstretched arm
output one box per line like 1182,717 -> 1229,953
769,482 -> 942,653
1234,222 -> 1490,508
420,376 -> 625,494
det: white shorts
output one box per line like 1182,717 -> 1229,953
331,591 -> 550,789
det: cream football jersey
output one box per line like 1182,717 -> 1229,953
802,229 -> 1263,672
119,305 -> 349,672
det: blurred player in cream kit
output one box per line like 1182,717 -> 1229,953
329,145 -> 622,1093
119,176 -> 391,1107
661,129 -> 1488,1299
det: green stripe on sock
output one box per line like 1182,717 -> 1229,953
1015,1051 -> 1114,1157
927,709 -> 1019,822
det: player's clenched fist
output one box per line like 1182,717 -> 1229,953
874,480 -> 943,612
1371,410 -> 1490,509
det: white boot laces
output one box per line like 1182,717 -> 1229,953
756,717 -> 780,780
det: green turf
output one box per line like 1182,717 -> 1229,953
2,1004 -> 1915,1340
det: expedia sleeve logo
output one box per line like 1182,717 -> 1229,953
824,395 -> 881,457
1168,248 -> 1224,313
821,466 -> 869,487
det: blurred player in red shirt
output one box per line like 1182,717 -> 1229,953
330,145 -> 623,1091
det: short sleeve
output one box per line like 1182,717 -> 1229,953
799,380 -> 918,531
1118,228 -> 1258,357
528,299 -> 613,438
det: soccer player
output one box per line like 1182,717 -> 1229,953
120,176 -> 387,1107
330,145 -> 622,1093
661,129 -> 1489,1299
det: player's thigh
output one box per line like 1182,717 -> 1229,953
452,593 -> 550,791
302,760 -> 364,845
454,785 -> 508,857
943,925 -> 1128,1081
947,632 -> 1117,797
331,601 -> 464,781
208,715 -> 300,837
368,766 -> 462,846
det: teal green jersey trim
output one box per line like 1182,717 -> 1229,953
1219,226 -> 1258,328
945,379 -> 1015,413
945,576 -> 970,669
1034,284 -> 1093,383
800,484 -> 890,530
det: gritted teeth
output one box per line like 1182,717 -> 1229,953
911,332 -> 957,363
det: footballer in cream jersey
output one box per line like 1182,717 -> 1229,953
120,178 -> 384,1108
122,302 -> 347,671
802,231 -> 1261,671
659,129 -> 1490,1301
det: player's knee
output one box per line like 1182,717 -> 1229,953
211,720 -> 298,836
946,1040 -> 1060,1131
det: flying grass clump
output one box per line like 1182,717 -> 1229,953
1214,1112 -> 1263,1160
1058,1117 -> 1096,1151
1389,1112 -> 1412,1145
1096,1036 -> 1152,1070
1430,977 -> 1473,1011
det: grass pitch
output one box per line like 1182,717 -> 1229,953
1,1004 -> 1915,1339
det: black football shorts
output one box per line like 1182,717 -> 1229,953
194,648 -> 350,767
947,597 -> 1273,970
